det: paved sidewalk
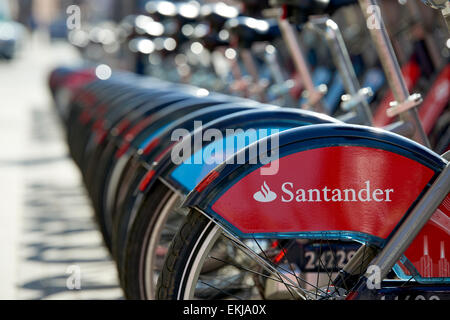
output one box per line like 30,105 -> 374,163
0,32 -> 122,299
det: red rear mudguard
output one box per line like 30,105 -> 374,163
184,124 -> 449,281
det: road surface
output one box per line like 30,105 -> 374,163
0,32 -> 122,299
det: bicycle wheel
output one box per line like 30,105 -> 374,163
122,182 -> 187,299
127,187 -> 363,300
156,208 -> 375,300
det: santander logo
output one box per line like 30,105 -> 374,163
253,181 -> 277,203
253,180 -> 394,203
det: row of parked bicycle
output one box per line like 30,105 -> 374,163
0,0 -> 25,60
70,0 -> 450,153
49,0 -> 449,300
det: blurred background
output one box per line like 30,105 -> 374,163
0,0 -> 141,300
0,0 -> 242,301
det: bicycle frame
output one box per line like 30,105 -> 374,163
358,0 -> 430,147
49,0 -> 450,302
349,156 -> 449,299
305,16 -> 373,126
278,14 -> 327,112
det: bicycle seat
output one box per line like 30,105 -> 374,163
270,0 -> 358,23
225,16 -> 281,48
238,0 -> 272,17
200,33 -> 230,50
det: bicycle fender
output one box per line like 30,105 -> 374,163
184,124 -> 447,244
138,108 -> 339,194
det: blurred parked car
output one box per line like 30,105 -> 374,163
0,20 -> 26,60
0,0 -> 26,60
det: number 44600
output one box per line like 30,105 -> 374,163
380,295 -> 440,300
